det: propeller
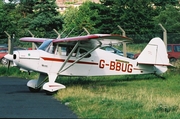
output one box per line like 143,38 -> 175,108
5,34 -> 14,69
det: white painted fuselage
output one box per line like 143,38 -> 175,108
13,48 -> 162,77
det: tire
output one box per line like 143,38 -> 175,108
170,58 -> 177,62
45,90 -> 58,95
28,87 -> 41,92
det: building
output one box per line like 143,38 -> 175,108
56,0 -> 100,13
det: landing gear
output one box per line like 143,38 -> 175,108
27,73 -> 65,95
27,73 -> 47,93
45,90 -> 58,95
28,87 -> 41,92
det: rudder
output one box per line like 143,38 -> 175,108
136,37 -> 170,66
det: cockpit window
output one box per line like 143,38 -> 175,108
38,39 -> 53,51
77,48 -> 91,58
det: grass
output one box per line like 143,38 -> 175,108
0,65 -> 39,79
54,67 -> 180,118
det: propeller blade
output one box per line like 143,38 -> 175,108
7,60 -> 11,69
6,34 -> 15,68
4,54 -> 13,69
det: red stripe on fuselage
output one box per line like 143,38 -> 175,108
41,57 -> 98,65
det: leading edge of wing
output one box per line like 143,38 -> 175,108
19,34 -> 133,43
20,37 -> 49,43
53,34 -> 133,43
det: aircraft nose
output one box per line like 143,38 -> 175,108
13,51 -> 19,61
13,53 -> 17,60
4,51 -> 19,67
4,54 -> 13,61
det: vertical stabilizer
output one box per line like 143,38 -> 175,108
137,37 -> 170,66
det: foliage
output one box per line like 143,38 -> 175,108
16,0 -> 36,37
100,0 -> 160,43
0,2 -> 20,38
1,0 -> 180,45
152,0 -> 179,7
63,1 -> 106,36
29,0 -> 63,38
0,1 -> 5,39
62,6 -> 80,37
0,0 -> 63,40
153,4 -> 180,43
0,66 -> 38,79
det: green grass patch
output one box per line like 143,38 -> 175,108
55,69 -> 180,118
0,66 -> 38,79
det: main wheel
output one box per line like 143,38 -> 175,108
28,87 -> 41,92
45,90 -> 58,95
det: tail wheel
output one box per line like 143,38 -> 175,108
28,87 -> 41,92
170,58 -> 177,62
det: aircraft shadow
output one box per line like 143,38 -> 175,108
57,73 -> 160,87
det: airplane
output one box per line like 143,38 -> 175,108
4,34 -> 172,95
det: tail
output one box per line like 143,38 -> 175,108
136,37 -> 172,74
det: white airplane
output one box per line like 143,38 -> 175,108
5,34 -> 172,95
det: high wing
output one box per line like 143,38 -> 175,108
20,37 -> 49,43
20,34 -> 133,45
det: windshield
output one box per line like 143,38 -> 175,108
38,39 -> 53,51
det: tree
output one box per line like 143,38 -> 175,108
152,0 -> 179,7
153,4 -> 180,43
62,6 -> 80,37
29,0 -> 63,38
15,0 -> 36,37
1,2 -> 21,37
100,0 -> 160,43
63,1 -> 106,36
0,1 -> 5,39
63,1 -> 112,37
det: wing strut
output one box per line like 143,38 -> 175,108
58,40 -> 102,74
58,41 -> 79,72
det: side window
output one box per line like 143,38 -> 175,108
47,44 -> 55,54
174,45 -> 180,52
105,47 -> 115,53
77,48 -> 91,58
57,46 -> 67,56
100,46 -> 115,53
167,45 -> 172,52
177,45 -> 180,52
57,45 -> 76,56
61,47 -> 67,55
66,46 -> 76,56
